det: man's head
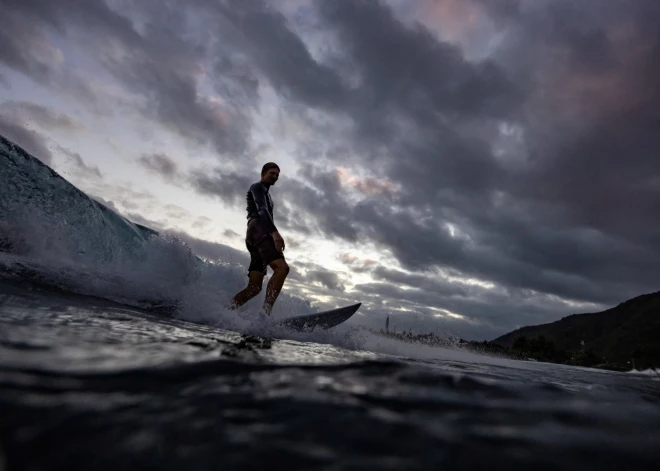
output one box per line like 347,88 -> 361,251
261,162 -> 280,186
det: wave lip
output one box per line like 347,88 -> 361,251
1,135 -> 155,265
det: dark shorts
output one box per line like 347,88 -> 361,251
245,219 -> 284,276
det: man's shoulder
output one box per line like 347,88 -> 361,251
248,181 -> 264,191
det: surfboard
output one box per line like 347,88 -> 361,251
279,303 -> 361,332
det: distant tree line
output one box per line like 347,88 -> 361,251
461,335 -> 608,368
462,335 -> 657,371
375,328 -> 657,371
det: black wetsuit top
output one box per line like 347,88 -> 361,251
246,182 -> 277,234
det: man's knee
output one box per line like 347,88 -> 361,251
271,259 -> 289,276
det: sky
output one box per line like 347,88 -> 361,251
1,0 -> 659,341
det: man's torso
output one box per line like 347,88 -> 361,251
246,182 -> 274,224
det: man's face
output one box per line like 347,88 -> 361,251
262,168 -> 280,185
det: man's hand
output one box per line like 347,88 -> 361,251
272,231 -> 285,252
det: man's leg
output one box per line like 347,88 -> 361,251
229,271 -> 264,309
261,259 -> 289,315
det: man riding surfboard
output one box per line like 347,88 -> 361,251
228,163 -> 289,316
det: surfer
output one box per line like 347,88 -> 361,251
228,163 -> 289,316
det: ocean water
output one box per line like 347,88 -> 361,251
1,135 -> 660,470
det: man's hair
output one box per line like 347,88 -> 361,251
261,162 -> 280,175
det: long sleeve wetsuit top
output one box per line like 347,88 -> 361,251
246,182 -> 277,234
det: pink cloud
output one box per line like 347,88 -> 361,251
336,167 -> 400,197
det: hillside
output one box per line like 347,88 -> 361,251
492,291 -> 660,369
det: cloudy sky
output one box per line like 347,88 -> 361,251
2,0 -> 659,340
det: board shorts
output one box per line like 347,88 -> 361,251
245,218 -> 284,276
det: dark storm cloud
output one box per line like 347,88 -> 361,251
206,0 -> 518,234
92,0 -> 253,155
290,260 -> 349,292
2,101 -> 81,132
503,2 -> 660,240
485,0 -> 660,297
0,1 -> 55,82
307,270 -> 346,292
1,1 -> 111,110
214,0 -> 518,180
0,119 -> 53,165
279,167 -> 359,241
2,0 -> 254,155
342,195 -> 631,306
337,252 -> 377,274
215,0 -> 660,315
307,270 -> 345,292
223,228 -> 239,239
474,0 -> 520,21
189,168 -> 254,208
0,74 -> 9,89
317,0 -> 519,120
205,0 -> 349,110
138,153 -> 181,182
